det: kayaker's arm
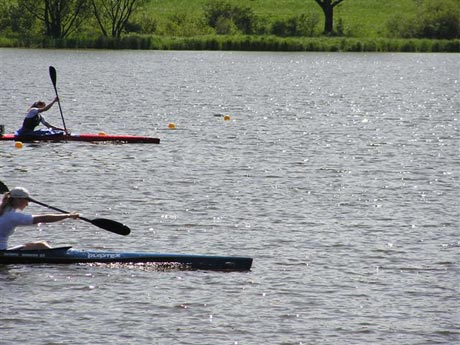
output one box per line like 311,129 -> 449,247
32,213 -> 79,224
48,124 -> 67,132
41,117 -> 67,133
37,97 -> 68,133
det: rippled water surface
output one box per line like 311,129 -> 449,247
1,49 -> 459,345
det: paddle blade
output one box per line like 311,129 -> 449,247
90,218 -> 131,236
49,66 -> 57,87
0,181 -> 8,194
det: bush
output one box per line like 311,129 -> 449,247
203,0 -> 257,34
416,0 -> 459,39
215,16 -> 237,35
387,0 -> 460,39
137,14 -> 158,34
271,13 -> 319,37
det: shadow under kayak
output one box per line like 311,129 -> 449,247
0,247 -> 253,271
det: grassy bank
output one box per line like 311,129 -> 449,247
1,35 -> 458,52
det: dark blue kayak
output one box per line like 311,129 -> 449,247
0,247 -> 252,271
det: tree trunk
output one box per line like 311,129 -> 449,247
323,3 -> 333,34
314,0 -> 345,35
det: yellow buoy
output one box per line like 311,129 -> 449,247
98,131 -> 107,136
15,141 -> 23,149
223,115 -> 231,121
168,123 -> 176,129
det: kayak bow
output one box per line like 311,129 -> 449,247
0,247 -> 253,271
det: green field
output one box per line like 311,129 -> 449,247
0,0 -> 459,51
143,0 -> 444,37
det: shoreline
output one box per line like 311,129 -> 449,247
1,35 -> 459,53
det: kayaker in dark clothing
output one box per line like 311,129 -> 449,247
15,97 -> 67,136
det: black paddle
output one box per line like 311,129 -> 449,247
49,66 -> 68,134
0,181 -> 8,194
29,198 -> 131,236
0,181 -> 130,236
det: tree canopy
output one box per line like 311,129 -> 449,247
19,0 -> 89,38
92,0 -> 143,38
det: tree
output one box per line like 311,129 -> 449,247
91,0 -> 143,38
313,0 -> 346,34
19,0 -> 89,38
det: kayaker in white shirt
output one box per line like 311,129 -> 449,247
0,187 -> 79,250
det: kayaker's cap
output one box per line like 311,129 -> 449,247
9,187 -> 31,199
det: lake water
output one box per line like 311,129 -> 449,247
0,49 -> 459,345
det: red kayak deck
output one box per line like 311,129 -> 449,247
0,133 -> 160,144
